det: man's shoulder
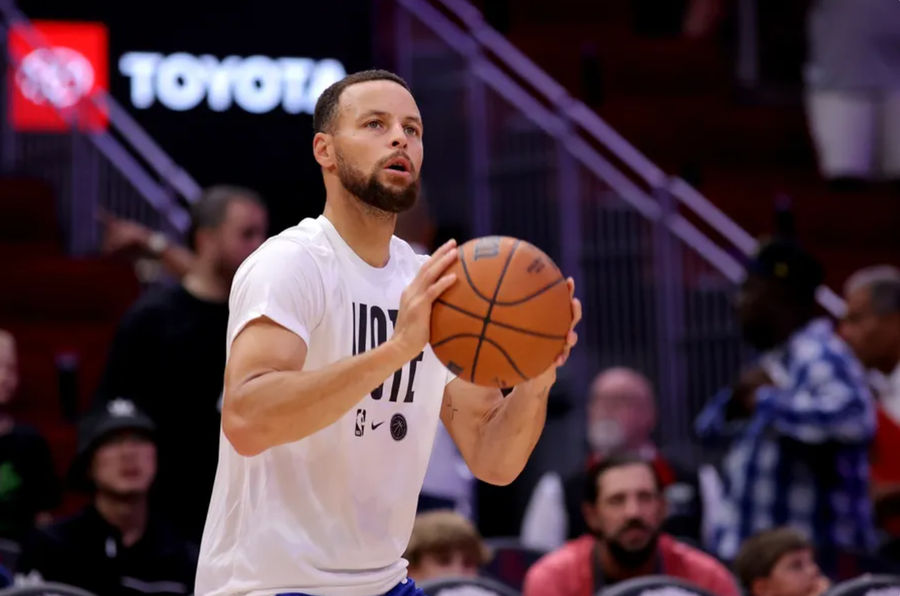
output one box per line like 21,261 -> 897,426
531,535 -> 593,574
127,283 -> 183,316
29,508 -> 94,546
7,423 -> 49,448
660,535 -> 734,581
243,219 -> 335,274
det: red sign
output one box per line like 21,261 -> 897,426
8,20 -> 109,131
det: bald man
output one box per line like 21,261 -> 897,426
522,368 -> 684,549
586,368 -> 657,457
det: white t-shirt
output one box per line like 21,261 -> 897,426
196,216 -> 453,596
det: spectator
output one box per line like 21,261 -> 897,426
805,0 -> 900,187
404,510 -> 491,584
523,454 -> 740,596
0,330 -> 60,542
696,240 -> 876,574
521,368 -> 680,549
16,398 -> 197,595
733,528 -> 830,596
95,185 -> 268,541
840,265 -> 900,533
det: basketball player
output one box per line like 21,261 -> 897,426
196,70 -> 581,596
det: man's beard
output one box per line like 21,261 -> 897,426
592,520 -> 660,569
336,150 -> 419,215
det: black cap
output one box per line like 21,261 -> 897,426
747,239 -> 824,297
68,398 -> 156,489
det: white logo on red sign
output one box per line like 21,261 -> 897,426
15,46 -> 96,108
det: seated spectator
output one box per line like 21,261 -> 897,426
734,528 -> 830,596
521,368 -> 688,550
0,330 -> 60,542
840,265 -> 900,533
523,454 -> 740,596
16,399 -> 197,595
95,185 -> 268,542
696,240 -> 876,575
404,510 -> 491,584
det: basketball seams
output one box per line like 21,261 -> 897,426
434,298 -> 486,322
433,333 -> 528,382
457,246 -> 493,303
470,240 -> 521,383
493,276 -> 566,306
485,318 -> 568,340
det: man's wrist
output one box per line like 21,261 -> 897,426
146,232 -> 169,257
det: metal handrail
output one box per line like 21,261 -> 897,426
408,0 -> 846,316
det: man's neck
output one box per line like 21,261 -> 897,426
182,265 -> 229,303
596,540 -> 659,583
323,187 -> 396,268
95,492 -> 148,548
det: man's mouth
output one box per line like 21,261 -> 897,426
383,156 -> 412,174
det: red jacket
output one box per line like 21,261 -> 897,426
523,534 -> 740,596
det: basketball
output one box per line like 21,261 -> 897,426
430,236 -> 573,388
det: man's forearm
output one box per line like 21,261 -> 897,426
223,340 -> 412,456
469,380 -> 552,485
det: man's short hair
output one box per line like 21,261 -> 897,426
312,69 -> 411,134
747,239 -> 824,306
583,452 -> 662,505
732,527 -> 813,591
188,185 -> 264,247
403,510 -> 490,568
845,265 -> 900,316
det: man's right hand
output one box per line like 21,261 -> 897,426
728,366 -> 773,418
391,238 -> 458,361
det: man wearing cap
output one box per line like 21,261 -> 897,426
16,398 -> 197,595
695,240 -> 875,576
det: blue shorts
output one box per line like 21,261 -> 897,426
278,577 -> 424,596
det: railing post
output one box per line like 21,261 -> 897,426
393,3 -> 413,86
0,26 -> 15,174
652,183 -> 687,445
737,0 -> 759,90
69,114 -> 98,255
556,132 -> 586,395
466,66 -> 491,239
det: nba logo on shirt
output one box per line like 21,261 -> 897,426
355,409 -> 366,437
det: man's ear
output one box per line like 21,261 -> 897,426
193,227 -> 213,254
313,132 -> 335,170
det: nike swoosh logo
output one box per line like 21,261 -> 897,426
371,421 -> 385,430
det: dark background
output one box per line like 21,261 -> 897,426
20,0 -> 376,233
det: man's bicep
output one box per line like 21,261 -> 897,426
225,317 -> 309,390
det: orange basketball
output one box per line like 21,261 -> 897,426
430,236 -> 572,388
